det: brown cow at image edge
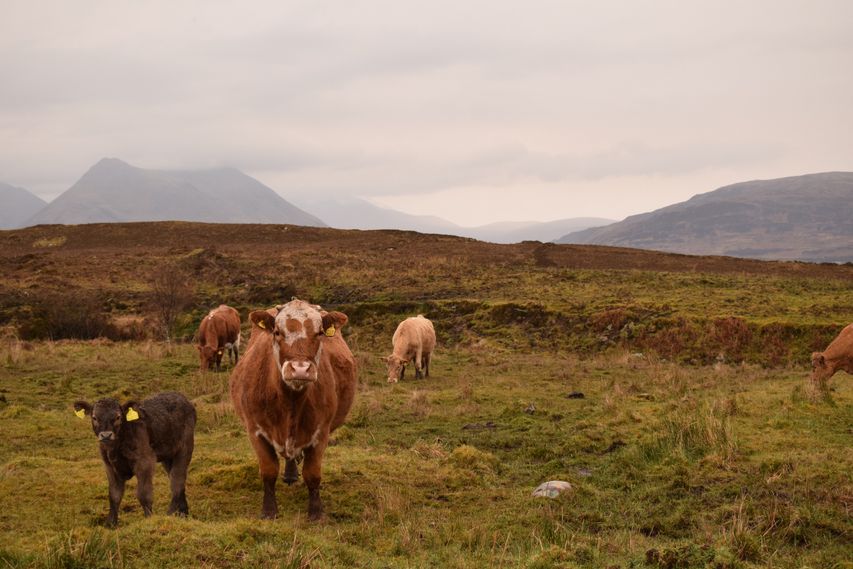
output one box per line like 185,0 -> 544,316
811,323 -> 853,390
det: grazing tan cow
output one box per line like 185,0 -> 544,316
811,323 -> 853,389
386,315 -> 436,383
230,299 -> 356,520
197,305 -> 241,372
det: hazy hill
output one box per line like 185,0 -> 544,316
298,196 -> 612,243
26,158 -> 325,227
0,183 -> 46,229
558,172 -> 853,262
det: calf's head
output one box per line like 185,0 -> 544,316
385,355 -> 407,383
73,398 -> 143,444
250,299 -> 348,391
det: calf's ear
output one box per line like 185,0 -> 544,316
250,310 -> 276,332
121,401 -> 144,422
73,401 -> 93,419
322,311 -> 348,336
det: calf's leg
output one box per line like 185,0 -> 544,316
104,467 -> 126,527
135,460 -> 155,517
167,445 -> 192,516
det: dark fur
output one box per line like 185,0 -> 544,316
74,391 -> 196,527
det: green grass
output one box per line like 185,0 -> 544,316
1,340 -> 850,568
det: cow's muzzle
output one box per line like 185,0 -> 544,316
98,431 -> 116,442
282,360 -> 318,384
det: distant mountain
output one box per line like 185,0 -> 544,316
27,158 -> 325,227
557,172 -> 853,262
467,217 -> 614,243
296,196 -> 612,243
0,183 -> 46,229
296,196 -> 460,235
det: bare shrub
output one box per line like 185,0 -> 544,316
149,264 -> 194,342
19,288 -> 111,340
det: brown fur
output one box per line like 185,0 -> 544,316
229,300 -> 357,520
197,304 -> 241,371
386,315 -> 436,382
811,323 -> 853,389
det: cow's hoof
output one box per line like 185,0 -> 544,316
260,510 -> 277,520
308,509 -> 325,522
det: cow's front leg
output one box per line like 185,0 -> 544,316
250,434 -> 279,519
302,438 -> 328,521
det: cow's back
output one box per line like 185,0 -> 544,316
393,316 -> 435,353
824,323 -> 853,360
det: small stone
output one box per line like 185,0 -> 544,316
524,403 -> 536,414
531,480 -> 572,498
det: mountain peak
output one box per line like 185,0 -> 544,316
26,159 -> 326,227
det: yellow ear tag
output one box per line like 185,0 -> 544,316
75,408 -> 86,419
257,320 -> 266,329
325,326 -> 336,337
125,407 -> 140,422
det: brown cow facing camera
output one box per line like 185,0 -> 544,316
811,323 -> 853,390
230,299 -> 357,520
73,391 -> 196,527
197,304 -> 241,371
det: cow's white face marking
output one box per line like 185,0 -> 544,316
275,302 -> 321,346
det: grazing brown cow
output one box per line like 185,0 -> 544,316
73,392 -> 196,527
811,323 -> 853,389
386,315 -> 436,383
197,304 -> 241,371
230,299 -> 357,520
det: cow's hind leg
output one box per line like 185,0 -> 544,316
250,434 -> 280,519
302,439 -> 328,521
423,352 -> 431,377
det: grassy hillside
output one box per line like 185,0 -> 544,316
0,222 -> 850,568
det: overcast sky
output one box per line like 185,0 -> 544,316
1,1 -> 851,225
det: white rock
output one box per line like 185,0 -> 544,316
531,480 -> 573,498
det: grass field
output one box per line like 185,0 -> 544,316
0,222 -> 851,568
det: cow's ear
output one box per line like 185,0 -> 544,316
121,401 -> 144,422
321,311 -> 348,336
811,352 -> 826,368
250,310 -> 276,332
73,401 -> 93,419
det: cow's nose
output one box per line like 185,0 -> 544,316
290,361 -> 312,380
98,431 -> 114,441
